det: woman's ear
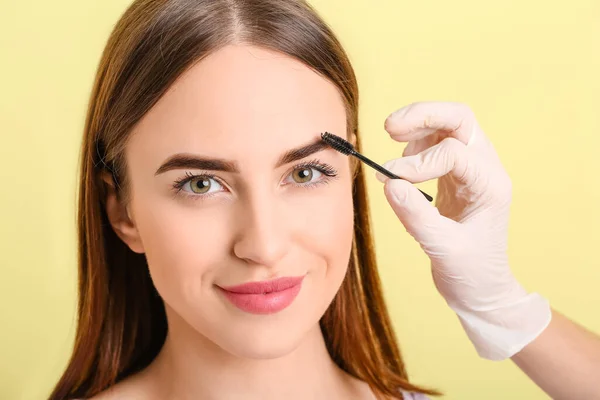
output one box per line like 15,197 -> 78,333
348,132 -> 357,147
100,171 -> 145,254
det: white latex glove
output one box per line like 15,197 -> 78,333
378,101 -> 551,361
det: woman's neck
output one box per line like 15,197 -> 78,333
140,308 -> 375,400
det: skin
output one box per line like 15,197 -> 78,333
98,45 -> 376,400
511,310 -> 600,400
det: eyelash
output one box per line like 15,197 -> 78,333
171,159 -> 339,199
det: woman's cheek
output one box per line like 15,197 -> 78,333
290,179 -> 355,280
135,200 -> 229,294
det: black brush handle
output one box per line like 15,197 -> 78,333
351,151 -> 434,202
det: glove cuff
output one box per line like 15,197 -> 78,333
452,292 -> 552,361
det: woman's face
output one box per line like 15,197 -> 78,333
117,45 -> 354,358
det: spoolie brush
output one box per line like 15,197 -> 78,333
320,132 -> 433,202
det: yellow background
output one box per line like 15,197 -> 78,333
1,0 -> 598,399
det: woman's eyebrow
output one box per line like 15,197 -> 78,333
155,155 -> 238,175
275,138 -> 329,167
155,137 -> 331,176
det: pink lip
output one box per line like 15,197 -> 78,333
218,276 -> 304,315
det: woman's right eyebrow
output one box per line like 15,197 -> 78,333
155,154 -> 238,175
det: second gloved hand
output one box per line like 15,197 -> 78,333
378,101 -> 552,361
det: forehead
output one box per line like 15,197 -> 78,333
130,44 -> 347,165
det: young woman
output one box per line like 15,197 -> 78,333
50,0 -> 437,399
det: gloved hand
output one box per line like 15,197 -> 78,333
377,101 -> 552,361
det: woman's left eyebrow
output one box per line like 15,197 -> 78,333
275,138 -> 330,167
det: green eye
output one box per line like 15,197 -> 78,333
292,167 -> 314,183
189,177 -> 212,194
173,173 -> 224,197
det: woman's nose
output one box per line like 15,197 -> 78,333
232,193 -> 290,268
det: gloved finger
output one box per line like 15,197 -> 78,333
402,140 -> 418,157
384,101 -> 479,146
402,132 -> 440,157
380,137 -> 475,184
383,179 -> 450,242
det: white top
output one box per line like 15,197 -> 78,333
401,391 -> 430,400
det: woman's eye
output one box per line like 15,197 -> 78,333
290,167 -> 322,184
183,176 -> 223,194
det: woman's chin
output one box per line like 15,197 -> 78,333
213,323 -> 314,360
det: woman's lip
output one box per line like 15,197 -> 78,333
219,276 -> 305,294
218,276 -> 305,315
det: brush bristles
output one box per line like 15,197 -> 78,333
320,132 -> 354,155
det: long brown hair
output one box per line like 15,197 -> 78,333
50,1 -> 439,399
